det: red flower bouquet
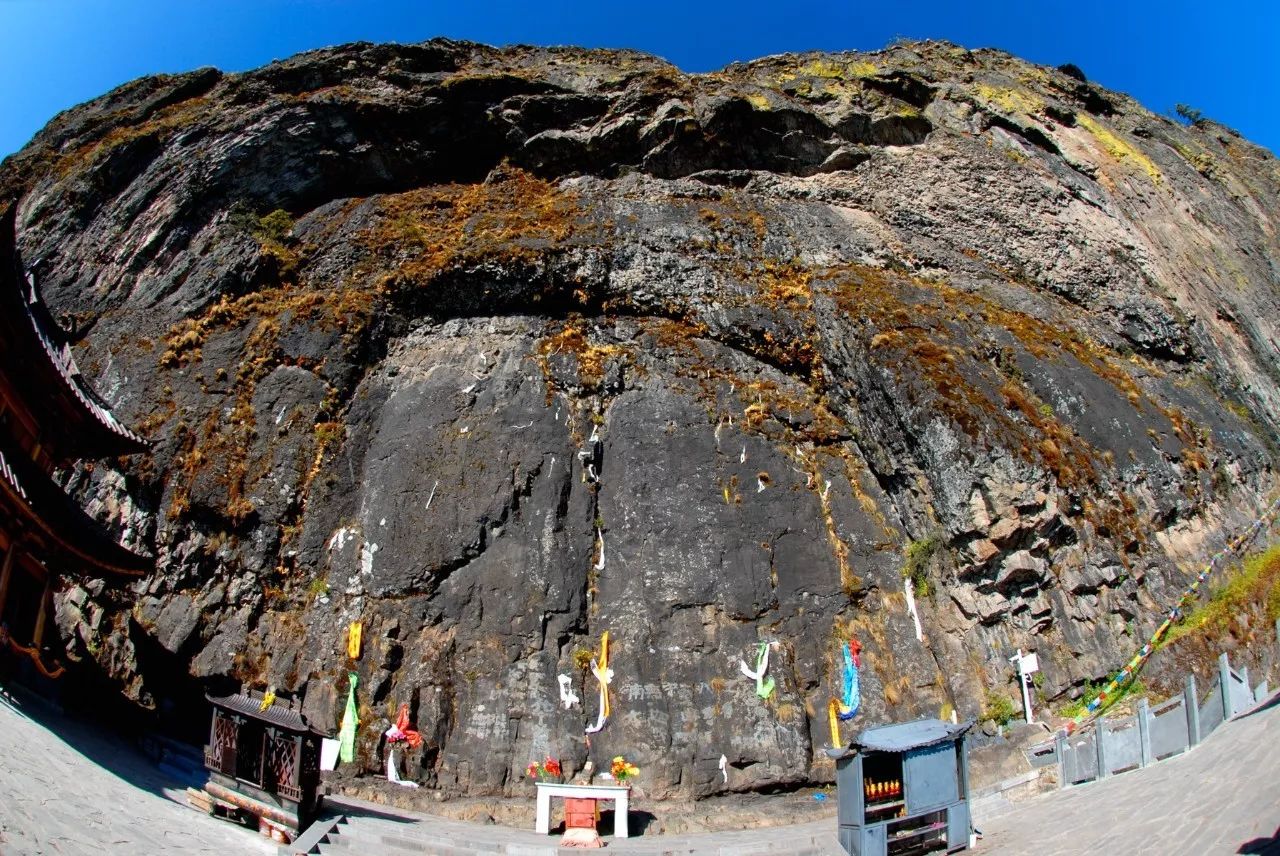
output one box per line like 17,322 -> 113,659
526,756 -> 563,782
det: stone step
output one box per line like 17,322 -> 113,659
185,787 -> 214,814
318,821 -> 836,856
324,821 -> 674,854
318,831 -> 508,856
305,799 -> 841,856
323,826 -> 529,851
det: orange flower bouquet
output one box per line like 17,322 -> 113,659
610,755 -> 639,783
526,756 -> 563,782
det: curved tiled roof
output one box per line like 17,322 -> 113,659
0,202 -> 153,578
0,202 -> 149,458
0,448 -> 29,504
0,429 -> 151,576
21,272 -> 149,449
207,691 -> 330,736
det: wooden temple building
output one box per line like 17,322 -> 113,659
0,202 -> 152,681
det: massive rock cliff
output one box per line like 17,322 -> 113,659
5,38 -> 1280,797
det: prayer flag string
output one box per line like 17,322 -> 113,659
338,671 -> 359,763
1070,496 -> 1280,730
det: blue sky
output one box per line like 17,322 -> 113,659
1,0 -> 1277,158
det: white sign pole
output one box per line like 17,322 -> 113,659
1010,649 -> 1035,724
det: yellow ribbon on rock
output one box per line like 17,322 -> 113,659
347,621 -> 363,659
586,631 -> 613,734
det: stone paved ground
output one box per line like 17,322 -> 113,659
4,678 -> 1280,855
974,693 -> 1280,855
0,686 -> 274,856
314,792 -> 842,854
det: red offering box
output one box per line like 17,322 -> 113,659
564,797 -> 599,829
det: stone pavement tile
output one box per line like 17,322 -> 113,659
11,678 -> 1276,856
0,687 -> 274,856
974,694 -> 1280,855
323,793 -> 839,855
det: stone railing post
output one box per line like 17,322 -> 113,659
1275,616 -> 1280,694
1185,674 -> 1201,747
1094,717 -> 1108,780
1137,698 -> 1152,767
1219,652 -> 1233,719
1054,730 -> 1067,788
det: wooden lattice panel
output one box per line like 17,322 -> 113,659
207,713 -> 237,773
266,732 -> 298,797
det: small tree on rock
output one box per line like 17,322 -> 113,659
1057,63 -> 1086,83
1175,103 -> 1204,125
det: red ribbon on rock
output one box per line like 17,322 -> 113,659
385,703 -> 423,748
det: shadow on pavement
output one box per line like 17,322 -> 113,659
322,795 -> 416,824
599,808 -> 658,837
0,679 -> 202,804
1239,827 -> 1280,855
1239,829 -> 1280,854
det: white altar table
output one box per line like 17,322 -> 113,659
534,782 -> 631,838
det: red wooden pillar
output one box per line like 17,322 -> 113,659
0,540 -> 17,621
30,571 -> 52,648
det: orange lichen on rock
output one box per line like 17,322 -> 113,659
756,258 -> 814,312
821,263 -> 1151,537
158,281 -> 372,526
537,320 -> 628,391
57,95 -> 214,177
363,166 -> 586,295
160,285 -> 373,368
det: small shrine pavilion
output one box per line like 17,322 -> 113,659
202,689 -> 326,840
0,202 -> 152,680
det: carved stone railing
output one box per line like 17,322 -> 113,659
1025,621 -> 1278,791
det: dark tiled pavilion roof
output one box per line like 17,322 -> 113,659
207,690 -> 329,736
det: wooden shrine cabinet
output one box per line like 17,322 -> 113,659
201,690 -> 326,842
829,718 -> 973,856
